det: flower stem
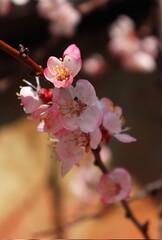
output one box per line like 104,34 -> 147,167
92,146 -> 150,240
0,39 -> 44,76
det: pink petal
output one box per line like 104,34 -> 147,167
63,44 -> 81,61
90,128 -> 102,149
76,79 -> 97,105
44,68 -> 55,82
60,116 -> 78,131
114,133 -> 136,143
103,112 -> 121,134
32,104 -> 50,120
47,56 -> 61,74
79,106 -> 102,133
64,55 -> 81,76
56,141 -> 84,176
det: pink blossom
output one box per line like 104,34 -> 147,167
97,168 -> 132,204
37,0 -> 81,37
83,53 -> 108,76
54,79 -> 102,133
44,44 -> 82,88
55,128 -> 102,176
109,15 -> 135,39
99,98 -> 136,143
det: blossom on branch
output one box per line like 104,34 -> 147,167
97,168 -> 132,204
44,44 -> 82,88
19,44 -> 136,177
99,98 -> 136,143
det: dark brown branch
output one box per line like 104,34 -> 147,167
0,39 -> 44,76
92,146 -> 151,240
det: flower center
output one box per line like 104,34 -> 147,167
73,131 -> 90,147
60,97 -> 87,118
105,180 -> 121,196
53,61 -> 70,82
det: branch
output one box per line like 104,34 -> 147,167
92,146 -> 151,240
0,39 -> 44,76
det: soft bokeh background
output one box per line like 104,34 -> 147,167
0,0 -> 162,238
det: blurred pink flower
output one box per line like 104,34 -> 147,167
122,51 -> 156,72
44,44 -> 82,88
97,168 -> 132,204
55,79 -> 102,133
37,0 -> 81,37
83,53 -> 108,76
108,15 -> 159,72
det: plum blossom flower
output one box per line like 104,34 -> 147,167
55,127 -> 102,176
99,98 -> 136,143
97,168 -> 132,204
44,44 -> 82,88
54,79 -> 102,133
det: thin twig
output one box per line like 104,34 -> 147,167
92,146 -> 151,240
0,39 -> 44,76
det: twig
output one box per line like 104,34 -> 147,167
92,146 -> 151,240
0,39 -> 44,76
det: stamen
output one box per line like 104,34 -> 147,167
22,79 -> 37,90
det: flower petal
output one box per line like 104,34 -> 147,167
63,44 -> 81,60
90,128 -> 102,149
47,56 -> 61,74
44,68 -> 55,82
64,55 -> 81,76
76,79 -> 97,105
103,112 -> 121,134
20,86 -> 42,113
79,106 -> 102,133
114,133 -> 136,143
56,141 -> 84,176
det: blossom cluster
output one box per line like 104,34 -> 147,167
37,0 -> 81,37
108,15 -> 159,72
19,44 -> 136,204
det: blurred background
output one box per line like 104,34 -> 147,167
0,0 -> 162,238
